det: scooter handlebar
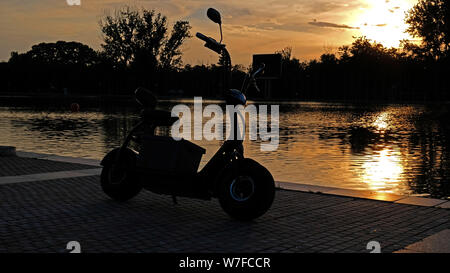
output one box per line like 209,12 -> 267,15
196,32 -> 210,43
247,63 -> 265,93
196,32 -> 221,46
196,32 -> 224,54
252,63 -> 265,78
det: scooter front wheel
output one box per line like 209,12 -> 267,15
101,150 -> 142,202
217,159 -> 275,221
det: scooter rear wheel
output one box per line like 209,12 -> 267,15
217,159 -> 275,221
101,153 -> 142,202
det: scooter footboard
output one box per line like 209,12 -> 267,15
140,136 -> 206,174
141,171 -> 211,200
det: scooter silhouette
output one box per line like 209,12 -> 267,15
100,8 -> 275,221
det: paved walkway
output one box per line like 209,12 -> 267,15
0,154 -> 449,253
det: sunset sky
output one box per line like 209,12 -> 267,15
0,0 -> 418,65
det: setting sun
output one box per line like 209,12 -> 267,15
355,0 -> 417,48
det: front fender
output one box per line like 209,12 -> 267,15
212,158 -> 272,197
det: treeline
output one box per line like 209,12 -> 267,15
0,44 -> 245,98
1,38 -> 448,101
1,1 -> 449,102
272,40 -> 450,101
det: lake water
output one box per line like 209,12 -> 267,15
1,100 -> 449,199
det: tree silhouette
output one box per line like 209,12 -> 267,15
406,0 -> 450,60
6,41 -> 100,94
9,41 -> 99,66
159,21 -> 192,69
99,7 -> 191,70
276,47 -> 293,62
339,37 -> 397,66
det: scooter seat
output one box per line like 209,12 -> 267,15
142,109 -> 179,126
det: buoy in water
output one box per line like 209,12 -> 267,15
70,103 -> 80,112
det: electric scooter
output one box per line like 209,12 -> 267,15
100,8 -> 275,221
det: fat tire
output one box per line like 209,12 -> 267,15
217,159 -> 275,221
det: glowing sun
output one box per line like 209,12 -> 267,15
354,0 -> 417,48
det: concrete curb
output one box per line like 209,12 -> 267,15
276,181 -> 450,209
16,151 -> 101,167
0,169 -> 102,185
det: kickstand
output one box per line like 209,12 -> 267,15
172,195 -> 178,205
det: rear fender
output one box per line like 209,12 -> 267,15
100,148 -> 137,168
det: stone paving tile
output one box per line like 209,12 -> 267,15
0,175 -> 449,253
0,157 -> 98,177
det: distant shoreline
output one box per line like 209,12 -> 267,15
1,93 -> 449,106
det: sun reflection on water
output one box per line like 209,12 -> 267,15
362,149 -> 404,192
373,112 -> 389,131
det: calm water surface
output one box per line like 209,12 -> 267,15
1,101 -> 449,198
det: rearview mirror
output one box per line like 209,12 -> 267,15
207,8 -> 222,25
